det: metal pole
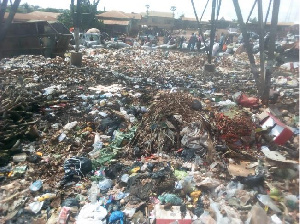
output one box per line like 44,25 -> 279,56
208,0 -> 216,64
262,0 -> 280,105
70,0 -> 75,22
200,0 -> 210,22
232,0 -> 260,87
74,0 -> 81,52
71,0 -> 82,66
191,0 -> 209,56
246,0 -> 258,24
264,0 -> 272,25
258,0 -> 265,97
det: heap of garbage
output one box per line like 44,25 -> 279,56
0,47 -> 298,224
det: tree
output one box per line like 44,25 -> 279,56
58,0 -> 103,30
249,17 -> 258,23
57,10 -> 73,29
0,0 -> 21,53
23,3 -> 32,13
33,5 -> 40,11
41,7 -> 64,13
80,0 -> 102,30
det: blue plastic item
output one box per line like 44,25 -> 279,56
29,180 -> 43,191
109,211 -> 124,224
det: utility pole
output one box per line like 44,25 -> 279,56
145,5 -> 149,18
170,6 -> 176,18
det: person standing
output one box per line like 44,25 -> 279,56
196,35 -> 202,51
188,33 -> 196,51
219,33 -> 225,50
179,36 -> 185,49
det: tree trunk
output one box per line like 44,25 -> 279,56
0,0 -> 21,57
0,0 -> 8,24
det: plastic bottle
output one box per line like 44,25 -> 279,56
89,133 -> 103,158
257,194 -> 281,212
88,182 -> 100,204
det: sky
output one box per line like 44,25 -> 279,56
22,0 -> 299,23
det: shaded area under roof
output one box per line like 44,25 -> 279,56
102,20 -> 130,26
140,11 -> 173,18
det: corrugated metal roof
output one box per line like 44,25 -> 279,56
97,11 -> 129,19
102,20 -> 130,26
140,11 -> 173,18
125,12 -> 142,20
5,11 -> 60,22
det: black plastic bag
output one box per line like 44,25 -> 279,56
61,198 -> 80,208
63,156 -> 92,176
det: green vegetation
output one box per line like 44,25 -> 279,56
6,2 -> 104,31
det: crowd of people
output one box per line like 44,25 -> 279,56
159,32 -> 230,52
134,28 -> 241,53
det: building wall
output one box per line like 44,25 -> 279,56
141,16 -> 175,29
